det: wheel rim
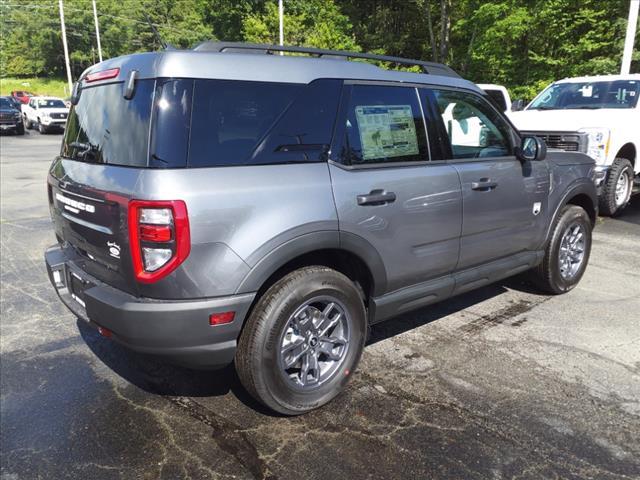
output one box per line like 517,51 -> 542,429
614,169 -> 630,207
558,222 -> 586,280
277,296 -> 350,390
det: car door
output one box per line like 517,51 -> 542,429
329,82 -> 462,296
426,88 -> 550,271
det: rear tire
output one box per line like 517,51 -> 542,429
235,266 -> 367,415
599,158 -> 633,216
530,205 -> 592,294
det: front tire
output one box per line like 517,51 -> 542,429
599,158 -> 633,216
16,124 -> 25,135
531,205 -> 592,294
38,121 -> 47,134
236,266 -> 367,415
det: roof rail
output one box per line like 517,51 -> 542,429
192,42 -> 461,78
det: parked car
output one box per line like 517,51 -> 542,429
45,43 -> 597,415
510,74 -> 640,216
0,96 -> 25,135
11,90 -> 34,105
477,83 -> 516,116
22,96 -> 69,133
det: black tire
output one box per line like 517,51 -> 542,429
16,124 -> 25,135
236,266 -> 367,415
531,205 -> 592,294
38,121 -> 47,134
599,158 -> 633,216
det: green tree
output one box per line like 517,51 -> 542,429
243,0 -> 359,51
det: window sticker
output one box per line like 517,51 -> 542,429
355,105 -> 419,160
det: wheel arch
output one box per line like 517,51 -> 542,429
615,142 -> 636,167
545,180 -> 598,243
235,231 -> 387,303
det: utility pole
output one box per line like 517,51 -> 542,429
92,0 -> 103,62
278,0 -> 284,54
621,0 -> 639,74
58,0 -> 73,94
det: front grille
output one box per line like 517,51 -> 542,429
0,113 -> 18,121
522,131 -> 586,153
50,112 -> 68,120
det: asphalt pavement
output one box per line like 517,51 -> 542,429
1,131 -> 639,479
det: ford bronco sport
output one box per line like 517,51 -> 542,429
45,43 -> 597,415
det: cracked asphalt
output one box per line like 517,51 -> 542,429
1,132 -> 639,480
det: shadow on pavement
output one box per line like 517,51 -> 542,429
367,277 -> 537,345
79,274 -> 540,408
615,197 -> 640,226
78,320 -> 272,413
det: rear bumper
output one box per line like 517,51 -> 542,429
45,244 -> 255,368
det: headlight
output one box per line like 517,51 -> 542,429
579,128 -> 610,164
41,111 -> 50,118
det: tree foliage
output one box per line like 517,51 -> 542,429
1,0 -> 638,100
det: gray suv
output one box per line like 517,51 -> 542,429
45,43 -> 597,414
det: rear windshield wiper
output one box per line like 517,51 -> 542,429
68,141 -> 98,160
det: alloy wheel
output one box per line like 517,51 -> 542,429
277,296 -> 350,390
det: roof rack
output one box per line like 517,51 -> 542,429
192,42 -> 461,78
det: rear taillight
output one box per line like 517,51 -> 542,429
128,200 -> 190,283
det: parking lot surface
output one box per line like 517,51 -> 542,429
1,131 -> 639,479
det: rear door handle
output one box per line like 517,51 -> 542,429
471,178 -> 498,191
357,189 -> 397,206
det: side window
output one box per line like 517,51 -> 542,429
188,80 -> 303,167
249,79 -> 341,165
433,89 -> 512,159
150,79 -> 193,168
341,85 -> 428,165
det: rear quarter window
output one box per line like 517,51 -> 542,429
187,80 -> 303,167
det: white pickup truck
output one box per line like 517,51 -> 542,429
505,75 -> 640,216
22,96 -> 69,134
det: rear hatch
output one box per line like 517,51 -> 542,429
48,77 -> 155,295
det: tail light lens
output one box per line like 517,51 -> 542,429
128,200 -> 190,283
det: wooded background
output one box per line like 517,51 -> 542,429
1,0 -> 638,99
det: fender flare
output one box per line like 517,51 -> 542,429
544,178 -> 597,243
234,230 -> 388,296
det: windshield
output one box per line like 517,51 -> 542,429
0,98 -> 13,109
37,99 -> 66,108
528,80 -> 640,110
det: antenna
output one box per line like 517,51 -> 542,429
143,13 -> 168,50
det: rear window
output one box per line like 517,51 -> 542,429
62,80 -> 154,166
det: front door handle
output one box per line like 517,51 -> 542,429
357,189 -> 397,206
471,178 -> 498,191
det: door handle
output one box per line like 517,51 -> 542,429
357,189 -> 397,206
471,178 -> 498,191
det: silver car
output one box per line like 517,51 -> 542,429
45,43 -> 597,414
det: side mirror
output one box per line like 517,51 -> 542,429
515,135 -> 547,162
511,99 -> 525,111
70,82 -> 81,105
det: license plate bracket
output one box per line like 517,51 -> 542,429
69,271 -> 87,308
